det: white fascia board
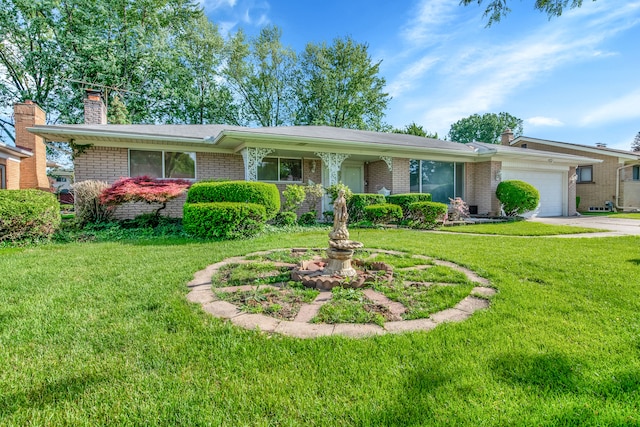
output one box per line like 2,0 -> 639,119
217,130 -> 480,161
27,127 -> 203,145
512,136 -> 640,161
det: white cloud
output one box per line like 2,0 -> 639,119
526,116 -> 564,127
387,55 -> 440,97
400,0 -> 458,46
580,89 -> 640,126
199,0 -> 237,10
394,0 -> 640,133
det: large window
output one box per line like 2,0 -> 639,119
633,165 -> 640,181
576,165 -> 593,183
257,157 -> 302,182
410,160 -> 464,203
129,150 -> 196,179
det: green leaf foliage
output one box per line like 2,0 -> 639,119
448,112 -> 523,144
272,211 -> 297,227
186,181 -> 280,220
408,201 -> 448,229
496,180 -> 540,216
348,193 -> 386,221
386,193 -> 432,219
0,189 -> 60,242
282,184 -> 306,213
297,36 -> 390,131
325,182 -> 353,203
392,122 -> 439,139
182,202 -> 266,239
460,0 -> 591,26
363,203 -> 402,224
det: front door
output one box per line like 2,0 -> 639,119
341,163 -> 363,193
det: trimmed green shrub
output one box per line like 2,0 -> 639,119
408,201 -> 448,229
387,193 -> 432,219
0,189 -> 61,242
183,202 -> 266,239
363,203 -> 402,224
348,193 -> 386,221
186,181 -> 280,219
298,211 -> 318,226
272,211 -> 297,227
282,184 -> 306,212
496,180 -> 540,216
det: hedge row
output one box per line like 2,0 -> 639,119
363,203 -> 403,224
187,181 -> 280,220
408,201 -> 448,229
0,189 -> 61,242
183,202 -> 266,239
347,193 -> 387,221
386,193 -> 432,219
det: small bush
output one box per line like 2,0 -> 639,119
0,189 -> 61,242
187,181 -> 280,219
298,211 -> 318,226
408,201 -> 448,229
387,193 -> 432,219
363,203 -> 402,224
272,211 -> 297,227
348,193 -> 386,221
73,180 -> 114,226
496,180 -> 540,216
282,184 -> 306,212
183,202 -> 266,239
325,182 -> 353,203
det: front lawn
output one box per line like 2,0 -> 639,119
1,230 -> 639,425
441,220 -> 604,236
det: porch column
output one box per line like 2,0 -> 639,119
315,152 -> 350,186
241,147 -> 274,181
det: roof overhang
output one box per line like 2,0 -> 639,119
0,142 -> 33,159
512,136 -> 640,161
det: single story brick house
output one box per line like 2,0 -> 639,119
26,93 -> 598,218
0,102 -> 49,191
510,137 -> 640,212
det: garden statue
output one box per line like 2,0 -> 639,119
329,189 -> 349,240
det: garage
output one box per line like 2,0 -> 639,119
501,169 -> 565,217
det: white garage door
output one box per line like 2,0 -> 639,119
501,169 -> 564,217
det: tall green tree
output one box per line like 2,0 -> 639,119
632,132 -> 640,152
297,36 -> 390,131
160,14 -> 240,125
392,122 -> 439,139
224,25 -> 298,127
448,112 -> 523,144
461,0 -> 595,26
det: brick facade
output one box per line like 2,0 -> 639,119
14,102 -> 49,190
391,158 -> 410,194
1,158 -> 22,190
512,140 -> 623,210
465,161 -> 501,215
366,160 -> 392,194
84,90 -> 107,125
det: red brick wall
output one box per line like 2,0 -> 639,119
465,161 -> 501,215
14,102 -> 49,190
366,160 -> 392,194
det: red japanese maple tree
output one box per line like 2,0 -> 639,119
100,176 -> 192,218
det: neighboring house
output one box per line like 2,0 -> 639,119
511,136 -> 640,212
48,168 -> 74,193
26,92 -> 598,218
0,102 -> 49,191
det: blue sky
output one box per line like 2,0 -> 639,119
201,0 -> 640,150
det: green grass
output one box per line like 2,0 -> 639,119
1,229 -> 640,425
612,213 -> 640,220
441,220 -> 604,236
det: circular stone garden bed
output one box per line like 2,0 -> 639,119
186,249 -> 496,338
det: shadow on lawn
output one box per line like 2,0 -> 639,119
0,372 -> 105,415
627,259 -> 640,266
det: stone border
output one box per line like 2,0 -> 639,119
186,249 -> 496,338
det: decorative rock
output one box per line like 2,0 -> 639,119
333,323 -> 385,337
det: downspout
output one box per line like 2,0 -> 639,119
615,163 -> 640,211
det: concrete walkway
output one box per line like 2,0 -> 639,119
530,216 -> 640,237
186,249 -> 496,339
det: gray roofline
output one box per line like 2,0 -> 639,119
27,126 -> 204,144
512,135 -> 640,160
0,141 -> 33,158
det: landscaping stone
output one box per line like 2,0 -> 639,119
430,308 -> 471,323
189,248 -> 494,339
275,321 -> 335,338
231,314 -> 280,333
384,318 -> 437,333
455,296 -> 490,313
333,323 -> 385,337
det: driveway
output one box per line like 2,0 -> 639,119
531,216 -> 640,237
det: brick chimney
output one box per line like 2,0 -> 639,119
501,128 -> 514,146
14,100 -> 50,190
84,89 -> 107,124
